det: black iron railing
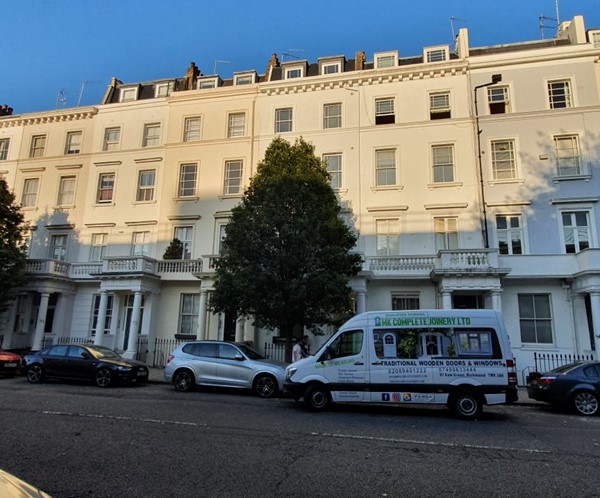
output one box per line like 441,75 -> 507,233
533,351 -> 595,373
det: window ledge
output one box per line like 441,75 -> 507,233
371,185 -> 404,193
93,202 -> 115,207
132,200 -> 157,206
427,182 -> 463,189
172,196 -> 200,202
218,194 -> 243,200
53,205 -> 75,210
552,174 -> 591,183
488,178 -> 525,186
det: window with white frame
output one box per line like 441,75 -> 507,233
323,153 -> 342,190
103,127 -> 121,151
21,178 -> 39,207
91,294 -> 114,336
376,219 -> 400,256
591,31 -> 600,48
275,108 -> 293,133
518,294 -> 553,344
29,135 -> 46,158
142,123 -> 161,147
174,226 -> 193,260
179,294 -> 200,335
57,176 -> 76,206
234,74 -> 254,85
217,224 -> 227,255
64,131 -> 82,155
434,217 -> 458,250
392,293 -> 420,310
131,231 -> 150,256
491,140 -> 516,180
323,103 -> 342,129
136,169 -> 155,202
321,62 -> 340,75
561,211 -> 591,253
554,134 -> 581,176
50,234 -> 68,261
425,47 -> 448,62
429,92 -> 451,119
120,87 -> 137,102
90,233 -> 108,261
198,79 -> 217,89
375,52 -> 397,68
548,79 -> 573,109
496,214 -> 523,255
432,144 -> 454,183
488,86 -> 510,114
375,148 -> 396,187
97,173 -> 115,203
178,163 -> 197,197
227,113 -> 246,138
224,160 -> 243,195
183,117 -> 201,142
0,138 -> 9,160
375,98 -> 395,125
285,67 -> 303,79
155,82 -> 171,98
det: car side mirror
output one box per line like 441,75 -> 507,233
81,352 -> 91,359
234,354 -> 245,361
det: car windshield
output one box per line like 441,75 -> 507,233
549,363 -> 583,374
236,344 -> 265,360
87,346 -> 122,360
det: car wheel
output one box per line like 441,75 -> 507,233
450,391 -> 483,420
254,374 -> 277,398
173,369 -> 195,392
304,384 -> 330,411
572,391 -> 599,416
26,364 -> 43,384
95,368 -> 113,388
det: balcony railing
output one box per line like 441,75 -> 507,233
366,256 -> 435,274
25,259 -> 70,277
102,256 -> 157,274
156,259 -> 203,273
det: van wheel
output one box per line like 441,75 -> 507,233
450,391 -> 482,420
304,385 -> 330,411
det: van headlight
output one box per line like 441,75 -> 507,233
285,367 -> 297,381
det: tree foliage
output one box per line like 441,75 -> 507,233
0,178 -> 28,312
210,137 -> 363,349
163,238 -> 184,260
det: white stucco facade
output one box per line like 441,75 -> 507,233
1,16 -> 600,381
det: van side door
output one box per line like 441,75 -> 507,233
317,329 -> 367,402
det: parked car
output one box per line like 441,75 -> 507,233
527,361 -> 600,416
164,341 -> 286,398
0,468 -> 52,497
23,344 -> 149,387
0,349 -> 22,376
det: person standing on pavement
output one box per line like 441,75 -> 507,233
292,336 -> 307,362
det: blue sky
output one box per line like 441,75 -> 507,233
2,0 -> 599,115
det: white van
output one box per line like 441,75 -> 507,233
284,310 -> 518,419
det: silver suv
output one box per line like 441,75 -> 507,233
164,341 -> 286,398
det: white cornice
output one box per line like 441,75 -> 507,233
0,107 -> 98,128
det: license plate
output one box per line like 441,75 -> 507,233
137,370 -> 147,377
4,363 -> 17,368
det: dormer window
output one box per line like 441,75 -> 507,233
374,51 -> 398,69
234,73 -> 256,85
198,76 -> 221,89
424,46 -> 449,63
318,56 -> 344,75
286,68 -> 302,79
155,82 -> 172,98
120,87 -> 138,102
589,29 -> 600,48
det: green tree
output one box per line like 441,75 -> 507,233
210,137 -> 363,359
163,238 -> 184,260
0,178 -> 28,312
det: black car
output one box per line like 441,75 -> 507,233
23,344 -> 149,387
527,361 -> 600,416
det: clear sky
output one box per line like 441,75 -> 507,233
2,0 -> 599,115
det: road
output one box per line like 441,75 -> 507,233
0,377 -> 598,498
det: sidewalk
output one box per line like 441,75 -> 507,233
147,367 -> 542,406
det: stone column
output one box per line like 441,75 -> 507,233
32,292 -> 51,351
491,290 -> 502,311
235,317 -> 245,342
93,291 -> 109,346
196,289 -> 209,340
441,290 -> 452,310
589,291 -> 600,359
570,293 -> 586,353
124,291 -> 143,358
355,291 -> 366,314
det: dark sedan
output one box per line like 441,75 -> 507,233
527,361 -> 600,416
0,349 -> 21,376
23,344 -> 149,387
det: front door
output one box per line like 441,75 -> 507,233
122,294 -> 145,350
453,294 -> 484,309
223,311 -> 236,342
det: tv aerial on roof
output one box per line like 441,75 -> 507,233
281,49 -> 305,62
450,17 -> 468,42
214,60 -> 230,75
539,0 -> 561,39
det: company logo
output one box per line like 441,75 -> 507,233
392,392 -> 401,402
381,393 -> 390,401
403,393 -> 412,401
